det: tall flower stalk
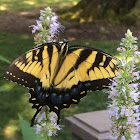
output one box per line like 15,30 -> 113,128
30,7 -> 64,45
29,7 -> 64,139
108,29 -> 140,140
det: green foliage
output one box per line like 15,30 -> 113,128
0,54 -> 10,91
99,27 -> 106,35
0,87 -> 9,92
126,8 -> 140,25
19,116 -> 42,140
0,32 -> 34,140
0,55 -> 10,64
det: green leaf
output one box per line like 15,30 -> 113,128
0,55 -> 10,64
0,87 -> 9,92
19,115 -> 42,140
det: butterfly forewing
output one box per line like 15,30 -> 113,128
53,46 -> 119,90
4,43 -> 60,88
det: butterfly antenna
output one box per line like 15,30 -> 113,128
30,107 -> 42,127
62,30 -> 68,41
58,27 -> 68,42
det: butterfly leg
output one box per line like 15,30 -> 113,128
30,107 -> 42,127
56,111 -> 60,124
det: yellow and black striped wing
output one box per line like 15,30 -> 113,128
53,45 -> 119,91
4,43 -> 60,88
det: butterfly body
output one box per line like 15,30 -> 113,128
4,41 -> 119,126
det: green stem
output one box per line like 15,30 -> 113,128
42,136 -> 51,140
47,136 -> 51,140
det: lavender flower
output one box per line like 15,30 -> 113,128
29,7 -> 65,45
34,106 -> 61,139
135,51 -> 140,58
108,29 -> 140,140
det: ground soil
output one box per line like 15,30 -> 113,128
1,9 -> 140,41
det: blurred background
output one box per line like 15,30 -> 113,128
0,0 -> 140,140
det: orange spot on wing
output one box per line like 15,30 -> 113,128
80,91 -> 85,94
